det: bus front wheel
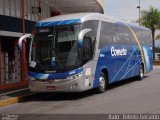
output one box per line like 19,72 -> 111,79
96,72 -> 107,93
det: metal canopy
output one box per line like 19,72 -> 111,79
45,0 -> 104,14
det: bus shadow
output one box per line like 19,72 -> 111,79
25,76 -> 148,102
25,89 -> 96,102
107,76 -> 148,90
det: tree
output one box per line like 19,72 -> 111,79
141,6 -> 160,60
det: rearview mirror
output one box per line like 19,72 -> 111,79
18,34 -> 31,51
77,29 -> 92,48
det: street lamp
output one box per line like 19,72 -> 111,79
136,0 -> 141,25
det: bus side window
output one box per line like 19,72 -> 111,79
82,20 -> 98,51
113,37 -> 120,43
99,22 -> 113,48
83,36 -> 92,63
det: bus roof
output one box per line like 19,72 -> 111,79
36,13 -> 98,27
126,23 -> 150,31
35,13 -> 150,31
40,13 -> 100,22
35,13 -> 121,27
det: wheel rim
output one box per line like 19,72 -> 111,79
99,76 -> 105,90
140,66 -> 144,78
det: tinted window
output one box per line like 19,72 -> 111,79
132,28 -> 152,46
82,20 -> 99,62
99,22 -> 113,48
99,22 -> 136,48
82,20 -> 98,39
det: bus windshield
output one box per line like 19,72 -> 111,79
29,25 -> 82,73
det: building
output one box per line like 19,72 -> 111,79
0,0 -> 104,91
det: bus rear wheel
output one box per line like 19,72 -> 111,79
138,64 -> 144,80
96,72 -> 107,93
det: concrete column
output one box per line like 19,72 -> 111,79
0,38 -> 1,84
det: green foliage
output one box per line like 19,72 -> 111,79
155,47 -> 160,53
140,6 -> 160,59
141,7 -> 160,31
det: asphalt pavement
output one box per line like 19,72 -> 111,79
0,66 -> 160,114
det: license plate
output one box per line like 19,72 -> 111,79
46,86 -> 56,90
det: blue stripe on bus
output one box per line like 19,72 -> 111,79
93,44 -> 153,88
93,45 -> 145,88
111,45 -> 139,82
28,67 -> 83,80
143,46 -> 153,73
35,19 -> 81,27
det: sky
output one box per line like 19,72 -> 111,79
104,0 -> 160,22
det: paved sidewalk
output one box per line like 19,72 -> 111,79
0,88 -> 33,107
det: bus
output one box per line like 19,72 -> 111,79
18,13 -> 153,93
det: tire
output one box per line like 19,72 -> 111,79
96,72 -> 107,93
138,64 -> 144,80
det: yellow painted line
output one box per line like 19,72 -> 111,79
0,94 -> 32,107
125,24 -> 146,73
0,97 -> 19,107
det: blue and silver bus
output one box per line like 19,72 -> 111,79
19,13 -> 153,93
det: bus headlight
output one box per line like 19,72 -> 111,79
67,72 -> 83,80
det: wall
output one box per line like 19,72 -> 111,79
0,15 -> 35,33
0,0 -> 51,22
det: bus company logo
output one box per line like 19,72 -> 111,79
111,46 -> 127,57
69,71 -> 76,75
39,29 -> 50,33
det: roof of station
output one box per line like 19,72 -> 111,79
44,0 -> 104,14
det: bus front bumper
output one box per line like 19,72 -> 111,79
29,77 -> 91,92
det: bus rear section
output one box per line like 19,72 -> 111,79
93,21 -> 153,88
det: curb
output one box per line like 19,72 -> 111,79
153,61 -> 160,66
0,94 -> 34,107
